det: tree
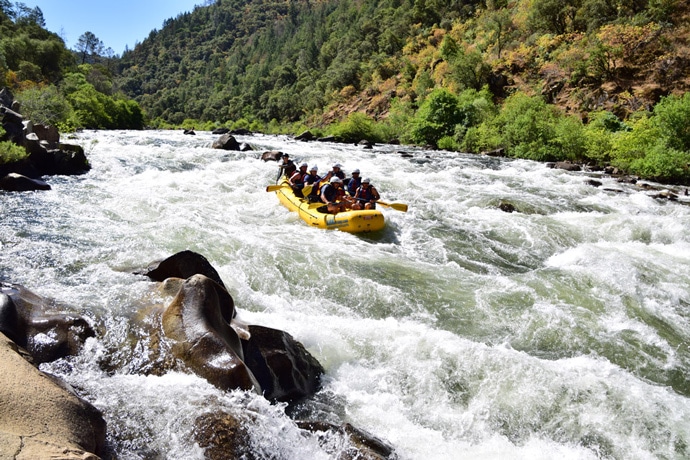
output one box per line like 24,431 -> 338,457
75,31 -> 104,64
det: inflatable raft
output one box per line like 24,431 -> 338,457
270,180 -> 385,233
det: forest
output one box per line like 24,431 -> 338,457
2,0 -> 690,184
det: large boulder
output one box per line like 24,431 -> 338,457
53,144 -> 91,175
0,105 -> 24,145
212,133 -> 241,150
261,150 -> 283,162
162,274 -> 261,393
0,283 -> 95,363
0,332 -> 106,460
0,173 -> 51,191
140,250 -> 227,291
33,123 -> 60,148
242,325 -> 324,402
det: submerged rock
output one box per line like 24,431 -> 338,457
139,250 -> 227,291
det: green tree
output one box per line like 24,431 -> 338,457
75,31 -> 103,64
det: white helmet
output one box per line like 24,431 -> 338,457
330,176 -> 342,184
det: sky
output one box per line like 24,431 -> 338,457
19,0 -> 203,55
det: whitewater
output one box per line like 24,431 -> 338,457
1,129 -> 689,459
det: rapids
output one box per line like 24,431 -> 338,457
1,129 -> 689,459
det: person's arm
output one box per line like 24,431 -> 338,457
371,187 -> 380,201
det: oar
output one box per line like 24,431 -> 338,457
377,200 -> 408,212
266,184 -> 288,192
353,197 -> 408,212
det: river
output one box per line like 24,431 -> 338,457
1,129 -> 689,459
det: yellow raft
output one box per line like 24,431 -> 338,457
272,180 -> 385,233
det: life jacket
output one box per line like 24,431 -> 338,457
304,174 -> 321,185
290,170 -> 308,184
347,177 -> 361,196
321,183 -> 337,202
357,185 -> 376,202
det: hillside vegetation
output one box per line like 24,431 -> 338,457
2,0 -> 690,183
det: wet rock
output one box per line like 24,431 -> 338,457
162,274 -> 261,393
139,250 -> 227,291
0,172 -> 51,191
587,179 -> 603,187
0,333 -> 106,460
33,123 -> 60,148
242,325 -> 324,403
194,411 -> 255,460
212,133 -> 240,150
212,127 -> 230,135
54,143 -> 91,175
549,161 -> 582,172
295,130 -> 315,141
0,283 -> 95,363
498,201 -> 516,213
297,421 -> 396,459
317,135 -> 337,142
239,142 -> 254,151
261,150 -> 283,162
183,129 -> 196,135
482,148 -> 505,157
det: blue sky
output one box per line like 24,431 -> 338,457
19,0 -> 203,55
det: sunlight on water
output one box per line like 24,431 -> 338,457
2,130 -> 690,459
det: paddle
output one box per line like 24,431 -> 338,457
266,184 -> 288,192
354,197 -> 408,212
377,201 -> 408,212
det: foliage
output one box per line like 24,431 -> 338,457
16,84 -> 75,129
0,127 -> 27,163
328,112 -> 381,143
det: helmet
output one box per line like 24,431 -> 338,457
300,162 -> 308,168
330,177 -> 342,184
352,169 -> 360,174
333,163 -> 342,169
309,165 -> 318,172
362,178 -> 371,183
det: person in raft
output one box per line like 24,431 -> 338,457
352,177 -> 380,210
289,162 -> 308,197
346,168 -> 362,196
303,165 -> 322,203
321,176 -> 347,213
277,153 -> 296,180
323,163 -> 346,183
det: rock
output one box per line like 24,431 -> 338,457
33,123 -> 60,148
53,144 -> 91,175
0,106 -> 25,145
183,129 -> 196,135
358,139 -> 374,149
139,250 -> 227,291
193,411 -> 255,460
0,173 -> 51,191
242,325 -> 324,402
296,421 -> 396,459
482,148 -> 505,157
0,283 -> 95,363
212,127 -> 230,135
498,201 -> 516,213
230,128 -> 251,135
261,150 -> 284,162
0,332 -> 106,460
212,133 -> 240,150
295,130 -> 315,141
0,87 -> 13,108
550,161 -> 582,172
317,135 -> 337,143
587,179 -> 603,187
162,274 -> 261,393
239,142 -> 253,151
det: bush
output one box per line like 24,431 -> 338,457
627,144 -> 690,184
329,112 -> 380,143
0,128 -> 27,164
653,93 -> 690,152
16,84 -> 74,128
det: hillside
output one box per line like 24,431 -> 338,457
116,0 -> 690,127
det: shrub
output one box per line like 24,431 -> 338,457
17,84 -> 74,127
329,112 -> 380,143
0,128 -> 27,164
653,93 -> 690,151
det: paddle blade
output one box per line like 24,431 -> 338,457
378,201 -> 408,212
266,184 -> 285,192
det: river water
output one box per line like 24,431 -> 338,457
1,130 -> 690,459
